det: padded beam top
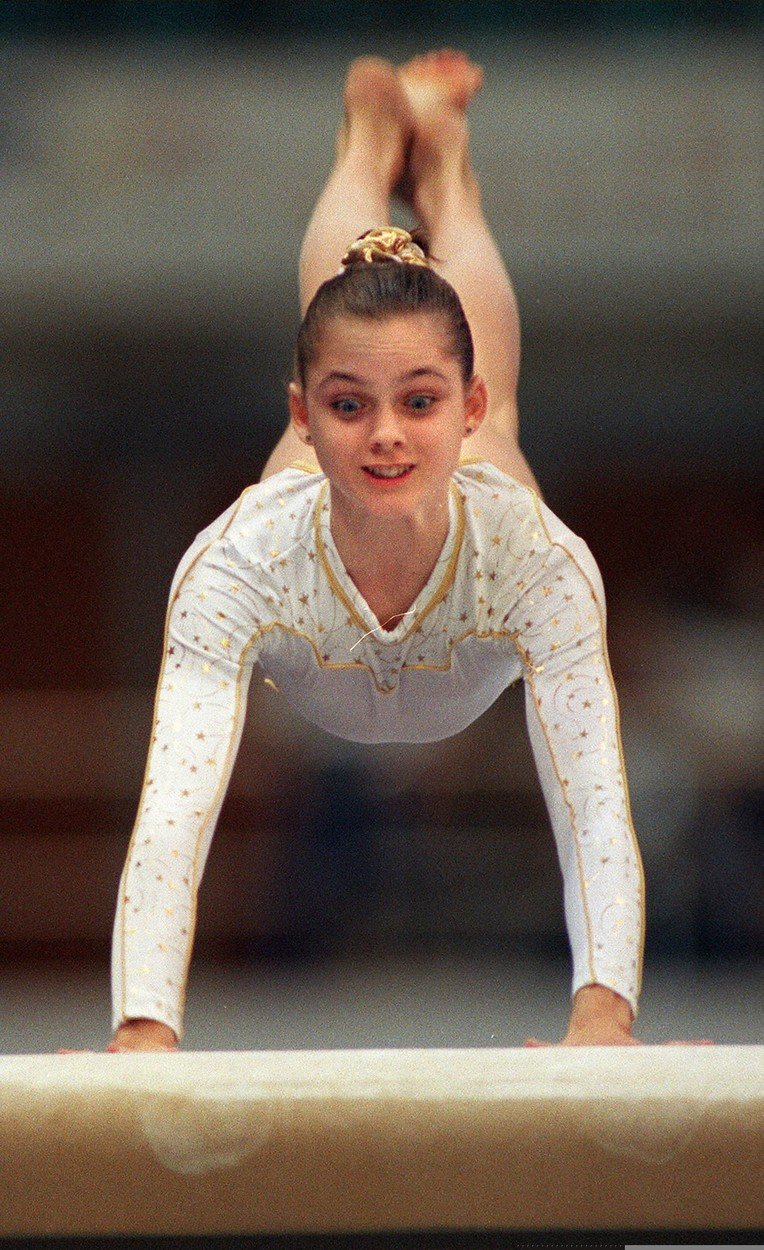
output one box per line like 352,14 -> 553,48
1,1046 -> 761,1237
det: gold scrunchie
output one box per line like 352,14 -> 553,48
340,227 -> 429,270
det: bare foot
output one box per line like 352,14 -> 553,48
398,48 -> 484,115
395,49 -> 482,210
337,56 -> 414,191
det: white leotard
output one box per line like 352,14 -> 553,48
112,462 -> 645,1040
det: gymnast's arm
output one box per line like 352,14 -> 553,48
509,506 -> 645,1044
109,530 -> 265,1052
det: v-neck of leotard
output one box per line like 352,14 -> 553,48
314,478 -> 465,646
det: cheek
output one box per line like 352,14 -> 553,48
430,414 -> 467,452
317,426 -> 357,465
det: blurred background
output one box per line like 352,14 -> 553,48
1,1 -> 761,1052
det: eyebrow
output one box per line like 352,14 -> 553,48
318,367 -> 449,387
319,371 -> 362,385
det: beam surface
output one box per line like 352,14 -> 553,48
0,1047 -> 761,1237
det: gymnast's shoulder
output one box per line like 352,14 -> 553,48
454,456 -> 572,539
195,464 -> 321,547
169,464 -> 323,592
454,458 -> 603,586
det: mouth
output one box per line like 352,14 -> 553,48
362,464 -> 415,483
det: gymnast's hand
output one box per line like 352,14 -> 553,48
523,983 -> 713,1047
57,1018 -> 179,1054
107,1018 -> 180,1051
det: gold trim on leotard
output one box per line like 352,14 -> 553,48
527,491 -> 646,1011
120,463 -> 643,1033
313,479 -> 466,646
118,483 -> 261,1035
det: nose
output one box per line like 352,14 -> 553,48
368,404 -> 404,452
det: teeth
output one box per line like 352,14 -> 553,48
367,466 -> 411,478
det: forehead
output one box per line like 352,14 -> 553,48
309,312 -> 457,376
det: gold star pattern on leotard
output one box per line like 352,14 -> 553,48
114,463 -> 644,1041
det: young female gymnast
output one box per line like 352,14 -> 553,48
105,51 -> 705,1052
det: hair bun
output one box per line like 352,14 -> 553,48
340,226 -> 430,270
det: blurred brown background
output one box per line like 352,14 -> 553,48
0,3 -> 761,1050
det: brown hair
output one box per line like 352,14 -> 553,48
294,229 -> 475,388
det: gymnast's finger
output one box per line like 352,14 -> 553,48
523,1037 -> 552,1047
663,1039 -> 714,1046
106,1040 -> 179,1052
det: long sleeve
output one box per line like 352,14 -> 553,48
508,497 -> 645,1018
111,523 -> 268,1042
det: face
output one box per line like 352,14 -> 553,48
289,313 -> 487,524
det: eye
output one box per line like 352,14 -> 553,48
331,397 -> 361,416
407,393 -> 434,412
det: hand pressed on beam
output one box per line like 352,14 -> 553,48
524,983 -> 714,1047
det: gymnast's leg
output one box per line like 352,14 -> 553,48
398,51 -> 540,494
260,58 -> 412,481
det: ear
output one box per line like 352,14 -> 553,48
288,382 -> 312,445
463,374 -> 488,436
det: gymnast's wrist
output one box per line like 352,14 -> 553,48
571,984 -> 634,1031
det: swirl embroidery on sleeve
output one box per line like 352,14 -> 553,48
527,494 -> 645,1006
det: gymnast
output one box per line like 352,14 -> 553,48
105,51 -> 704,1053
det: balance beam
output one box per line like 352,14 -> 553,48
0,1047 -> 760,1238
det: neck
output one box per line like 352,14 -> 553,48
328,485 -> 451,584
